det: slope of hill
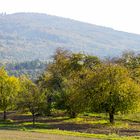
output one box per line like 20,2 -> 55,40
0,12 -> 140,62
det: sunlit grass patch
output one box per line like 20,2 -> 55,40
63,114 -> 108,125
123,112 -> 140,123
30,129 -> 140,140
0,112 -> 139,139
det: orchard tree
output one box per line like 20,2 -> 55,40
80,63 -> 140,123
114,51 -> 140,83
18,76 -> 46,126
114,51 -> 140,69
36,74 -> 54,116
0,68 -> 20,120
62,55 -> 101,117
37,49 -> 75,117
38,49 -> 101,117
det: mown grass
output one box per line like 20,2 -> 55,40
30,129 -> 140,140
0,124 -> 139,140
0,130 -> 94,140
0,112 -> 139,139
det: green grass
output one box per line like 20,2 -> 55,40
30,129 -> 140,140
0,130 -> 95,140
119,113 -> 140,123
0,112 -> 139,139
0,121 -> 139,140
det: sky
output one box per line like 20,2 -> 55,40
0,0 -> 140,34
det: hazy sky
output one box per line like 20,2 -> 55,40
0,0 -> 140,34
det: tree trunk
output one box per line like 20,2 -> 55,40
109,108 -> 115,124
69,111 -> 76,118
32,113 -> 35,127
3,110 -> 6,120
46,96 -> 52,116
109,112 -> 114,124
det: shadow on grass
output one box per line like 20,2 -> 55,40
0,119 -> 94,132
36,116 -> 71,123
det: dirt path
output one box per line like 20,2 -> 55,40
0,130 -> 98,140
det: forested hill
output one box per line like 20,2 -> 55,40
0,59 -> 47,80
0,12 -> 140,62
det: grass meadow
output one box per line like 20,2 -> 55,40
0,112 -> 139,140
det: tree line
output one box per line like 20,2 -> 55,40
0,49 -> 140,125
1,59 -> 47,80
